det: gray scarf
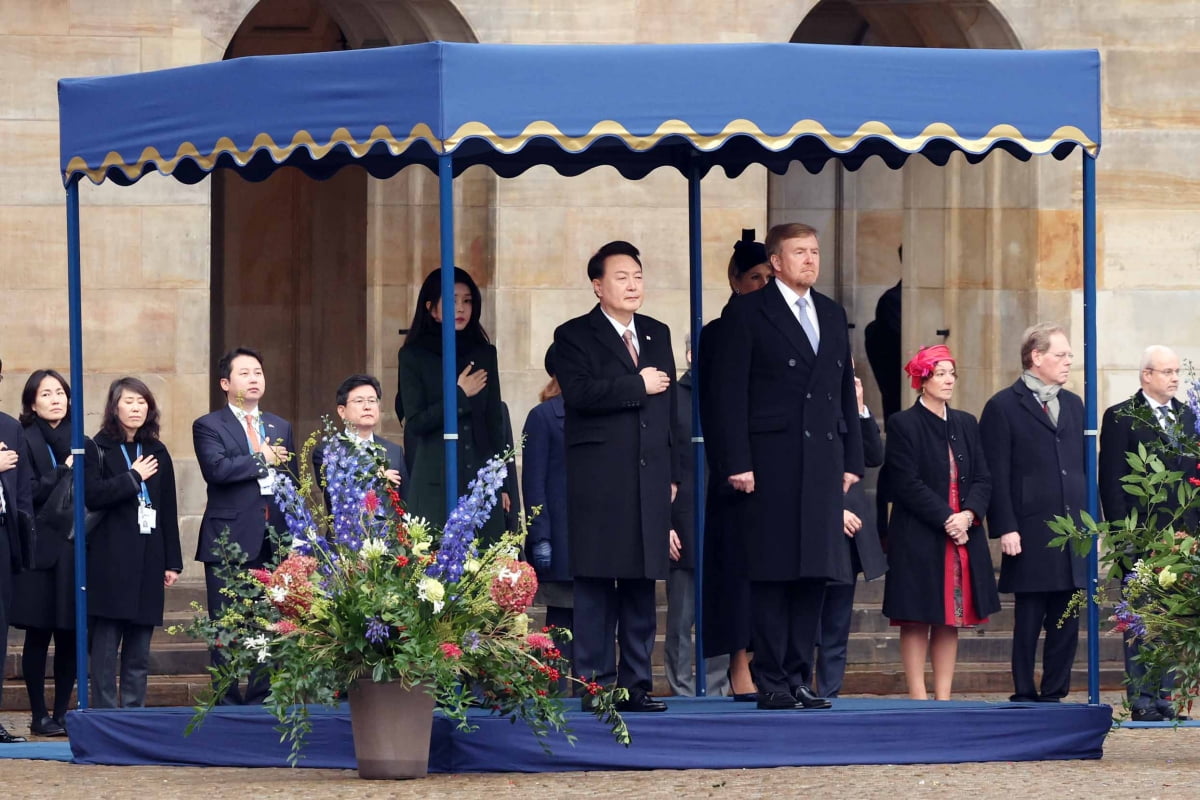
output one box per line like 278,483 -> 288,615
1022,371 -> 1062,426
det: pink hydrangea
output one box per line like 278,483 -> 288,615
489,559 -> 538,613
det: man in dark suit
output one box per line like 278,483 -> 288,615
314,374 -> 408,506
709,222 -> 864,710
193,346 -> 294,704
1100,344 -> 1197,721
0,357 -> 32,742
554,240 -> 679,713
980,323 -> 1087,704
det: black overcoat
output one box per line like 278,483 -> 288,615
1100,392 -> 1200,529
554,305 -> 679,580
521,395 -> 571,583
881,401 -> 1000,624
980,380 -> 1087,593
707,282 -> 864,583
669,371 -> 696,571
84,434 -> 184,626
840,414 -> 888,583
398,338 -> 506,544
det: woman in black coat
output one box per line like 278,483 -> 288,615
521,345 -> 573,686
13,369 -> 79,736
698,231 -> 772,699
85,377 -> 182,708
397,268 -> 508,545
882,345 -> 999,700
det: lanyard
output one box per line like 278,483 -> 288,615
119,443 -> 152,507
47,445 -> 57,468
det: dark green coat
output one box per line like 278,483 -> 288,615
398,337 -> 506,544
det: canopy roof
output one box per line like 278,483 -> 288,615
59,41 -> 1101,186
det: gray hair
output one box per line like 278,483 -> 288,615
1020,322 -> 1067,370
1139,345 -> 1178,371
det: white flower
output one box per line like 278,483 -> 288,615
360,537 -> 388,561
418,576 -> 445,613
512,613 -> 530,635
464,558 -> 481,574
244,633 -> 271,664
1159,569 -> 1179,588
412,540 -> 431,557
267,586 -> 288,604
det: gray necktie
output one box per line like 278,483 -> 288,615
796,296 -> 819,352
1156,405 -> 1174,430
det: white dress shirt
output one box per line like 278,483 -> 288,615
600,307 -> 639,356
774,279 -> 821,340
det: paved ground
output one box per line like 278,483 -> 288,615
4,694 -> 1200,799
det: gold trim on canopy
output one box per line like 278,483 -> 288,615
63,118 -> 1098,183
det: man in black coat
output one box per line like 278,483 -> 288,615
193,347 -> 295,704
314,374 -> 408,507
0,357 -> 32,742
1100,345 -> 1198,721
980,323 -> 1087,703
709,222 -> 864,710
554,240 -> 679,712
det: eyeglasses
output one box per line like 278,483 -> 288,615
1047,351 -> 1074,360
346,397 -> 381,407
1146,368 -> 1182,377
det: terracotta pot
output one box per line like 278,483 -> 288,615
347,679 -> 436,779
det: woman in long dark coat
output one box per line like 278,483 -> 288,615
698,230 -> 772,699
882,345 -> 999,700
13,369 -> 78,736
85,377 -> 182,708
397,268 -> 508,545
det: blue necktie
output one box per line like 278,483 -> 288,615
796,296 -> 819,352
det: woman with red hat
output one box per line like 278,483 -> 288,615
881,345 -> 999,700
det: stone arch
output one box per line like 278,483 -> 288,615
209,0 -> 492,440
771,0 -> 1060,415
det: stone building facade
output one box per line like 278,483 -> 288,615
1,0 -> 1196,586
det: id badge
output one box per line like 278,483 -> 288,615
138,505 -> 156,535
258,469 -> 277,496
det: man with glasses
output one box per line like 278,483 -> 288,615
981,323 -> 1087,704
314,375 -> 408,506
1100,345 -> 1197,720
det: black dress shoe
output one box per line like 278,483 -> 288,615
618,689 -> 668,713
30,716 -> 66,736
792,685 -> 833,709
756,691 -> 799,710
0,724 -> 27,744
1130,707 -> 1168,722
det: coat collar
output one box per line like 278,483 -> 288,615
1010,378 -> 1058,432
761,280 -> 816,362
588,304 -> 641,372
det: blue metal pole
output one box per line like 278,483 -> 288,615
438,154 -> 459,515
687,162 -> 707,696
66,176 -> 89,709
1083,153 -> 1100,706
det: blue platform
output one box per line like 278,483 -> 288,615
65,698 -> 1112,772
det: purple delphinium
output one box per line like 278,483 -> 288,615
364,616 -> 390,644
1113,600 -> 1148,639
462,630 -> 482,652
272,472 -> 320,554
426,457 -> 507,584
1188,380 -> 1200,438
320,433 -> 385,551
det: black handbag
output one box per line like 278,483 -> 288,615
33,457 -> 106,569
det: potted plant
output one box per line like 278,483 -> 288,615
184,429 -> 629,777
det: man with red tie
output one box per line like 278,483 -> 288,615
193,346 -> 294,704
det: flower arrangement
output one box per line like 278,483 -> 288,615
183,427 -> 629,764
1050,398 -> 1200,719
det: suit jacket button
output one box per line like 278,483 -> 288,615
640,458 -> 647,467
837,359 -> 843,368
641,421 -> 647,428
826,432 -> 834,440
957,454 -> 964,461
806,393 -> 812,400
1065,505 -> 1072,513
788,358 -> 796,367
804,430 -> 811,438
1061,469 -> 1067,476
950,434 -> 957,441
826,393 -> 833,401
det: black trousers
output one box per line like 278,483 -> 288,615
205,538 -> 274,705
572,577 -> 656,692
1011,590 -> 1078,701
89,617 -> 153,708
751,579 -> 825,695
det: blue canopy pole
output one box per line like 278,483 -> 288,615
438,154 -> 459,514
687,161 -> 707,696
66,176 -> 90,709
1082,153 -> 1099,705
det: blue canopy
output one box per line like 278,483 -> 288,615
59,41 -> 1100,186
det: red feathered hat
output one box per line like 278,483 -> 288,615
904,344 -> 955,389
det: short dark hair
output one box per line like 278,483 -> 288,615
99,377 -> 161,443
336,374 -> 382,407
587,240 -> 641,281
20,369 -> 71,427
217,347 -> 264,381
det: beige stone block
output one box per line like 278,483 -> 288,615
1036,156 -> 1081,212
903,209 -> 946,290
369,202 -> 442,286
0,206 -> 67,288
0,120 -> 64,206
0,34 -> 140,120
139,28 -> 208,72
976,207 -> 1036,292
67,0 -> 175,37
141,205 -> 209,288
1096,130 -> 1200,210
491,287 -> 532,373
0,0 -> 70,35
1102,210 -> 1200,290
943,153 -> 986,211
852,157 -> 904,210
1105,49 -> 1200,130
173,288 -> 209,374
82,289 -> 178,372
80,206 -> 142,290
855,210 -> 903,286
173,456 -> 207,519
495,204 -> 569,289
82,170 -> 210,208
1036,209 -> 1082,291
703,166 -> 767,210
902,156 -> 947,210
1095,288 -> 1200,370
983,155 -> 1039,210
3,289 -> 71,368
772,161 -> 837,210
